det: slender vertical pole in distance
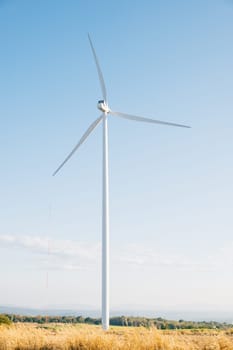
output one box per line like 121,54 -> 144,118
102,112 -> 109,330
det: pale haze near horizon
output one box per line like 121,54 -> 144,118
0,0 -> 233,315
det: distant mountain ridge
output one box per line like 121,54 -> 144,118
1,305 -> 233,323
0,306 -> 99,317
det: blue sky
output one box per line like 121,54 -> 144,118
0,0 -> 233,315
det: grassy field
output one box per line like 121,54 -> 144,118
0,323 -> 233,350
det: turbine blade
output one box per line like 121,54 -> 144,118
111,111 -> 191,129
88,34 -> 107,101
53,115 -> 103,176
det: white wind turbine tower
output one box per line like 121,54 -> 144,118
53,34 -> 191,330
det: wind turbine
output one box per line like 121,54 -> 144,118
53,34 -> 190,330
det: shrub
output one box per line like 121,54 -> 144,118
0,314 -> 12,325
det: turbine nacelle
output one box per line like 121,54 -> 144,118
97,100 -> 110,113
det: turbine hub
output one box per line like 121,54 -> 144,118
97,100 -> 110,113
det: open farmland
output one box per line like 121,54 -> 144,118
0,323 -> 233,350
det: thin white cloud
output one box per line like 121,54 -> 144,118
0,234 -> 99,258
1,234 -> 232,272
116,243 -> 231,272
0,234 -> 100,270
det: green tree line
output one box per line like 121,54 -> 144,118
1,313 -> 232,329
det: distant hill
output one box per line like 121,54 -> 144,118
0,306 -> 99,317
1,305 -> 233,324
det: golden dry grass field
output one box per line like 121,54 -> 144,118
1,323 -> 233,350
